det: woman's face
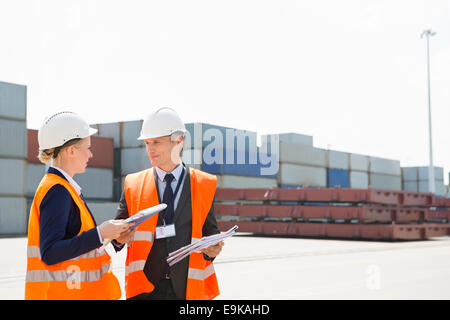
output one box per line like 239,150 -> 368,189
71,136 -> 93,174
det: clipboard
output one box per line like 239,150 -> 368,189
100,203 -> 167,250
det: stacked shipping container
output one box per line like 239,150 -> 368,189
0,81 -> 28,235
402,166 -> 445,196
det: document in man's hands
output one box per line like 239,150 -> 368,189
167,225 -> 238,267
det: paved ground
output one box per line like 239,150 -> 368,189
2,234 -> 450,300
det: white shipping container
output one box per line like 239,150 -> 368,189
261,133 -> 313,147
75,168 -> 114,200
403,181 -> 419,192
0,119 -> 27,158
402,167 -> 419,181
0,159 -> 26,196
121,120 -> 144,148
120,147 -> 151,175
0,81 -> 26,120
217,175 -> 277,189
97,122 -> 121,148
86,202 -> 119,224
263,142 -> 327,168
279,163 -> 327,187
26,163 -> 47,197
369,173 -> 401,191
418,180 -> 445,196
418,166 -> 444,181
0,196 -> 27,235
350,171 -> 369,189
369,156 -> 401,176
349,153 -> 369,172
327,150 -> 349,170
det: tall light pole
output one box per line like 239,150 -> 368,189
421,29 -> 436,194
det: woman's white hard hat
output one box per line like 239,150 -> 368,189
38,111 -> 98,150
138,107 -> 187,140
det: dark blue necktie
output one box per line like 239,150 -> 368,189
162,173 -> 175,224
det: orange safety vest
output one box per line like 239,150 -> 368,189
124,167 -> 220,300
25,173 -> 121,300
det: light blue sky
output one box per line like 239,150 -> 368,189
1,0 -> 449,183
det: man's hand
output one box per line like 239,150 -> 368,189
200,241 -> 224,258
115,228 -> 137,245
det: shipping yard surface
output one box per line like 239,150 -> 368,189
1,234 -> 450,300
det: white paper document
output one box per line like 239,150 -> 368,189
167,225 -> 238,267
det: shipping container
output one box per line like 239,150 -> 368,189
261,132 -> 313,147
185,122 -> 257,152
26,163 -> 46,197
279,163 -> 327,187
0,81 -> 26,121
89,136 -> 114,169
216,175 -> 277,189
418,180 -> 445,196
86,202 -> 119,224
349,153 -> 369,172
418,166 -> 444,181
202,148 -> 277,178
369,156 -> 401,176
96,122 -> 121,148
275,143 -> 327,167
26,129 -> 39,163
75,168 -> 114,200
369,173 -> 401,191
121,120 -> 144,148
0,158 -> 26,196
0,119 -> 26,159
327,168 -> 350,188
327,150 -> 349,170
403,181 -> 418,192
181,149 -> 202,170
120,147 -> 151,175
0,196 -> 27,235
401,167 -> 418,181
350,171 -> 369,189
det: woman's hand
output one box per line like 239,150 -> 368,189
99,220 -> 133,240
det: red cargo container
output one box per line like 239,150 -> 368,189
423,224 -> 450,238
366,189 -> 401,205
266,206 -> 294,218
238,205 -> 268,218
359,224 -> 424,240
296,223 -> 326,237
425,210 -> 449,221
361,206 -> 394,223
215,188 -> 245,201
326,224 -> 359,238
304,188 -> 338,202
301,206 -> 331,219
395,208 -> 425,223
214,204 -> 239,216
27,129 -> 40,164
401,191 -> 433,206
337,189 -> 368,203
262,222 -> 290,235
277,188 -> 305,201
329,206 -> 361,220
244,188 -> 277,201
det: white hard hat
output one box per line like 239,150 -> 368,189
138,107 -> 187,140
38,111 -> 98,150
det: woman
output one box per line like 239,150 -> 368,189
25,111 -> 132,300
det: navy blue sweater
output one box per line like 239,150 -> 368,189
39,167 -> 102,265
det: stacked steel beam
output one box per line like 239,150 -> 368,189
215,188 -> 450,240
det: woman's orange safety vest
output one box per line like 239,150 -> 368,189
25,173 -> 121,300
124,167 -> 220,300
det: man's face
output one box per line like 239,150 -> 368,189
144,135 -> 182,168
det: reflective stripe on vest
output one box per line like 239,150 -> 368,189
125,260 -> 147,277
26,264 -> 111,283
188,264 -> 216,281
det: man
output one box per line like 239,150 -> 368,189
112,107 -> 223,300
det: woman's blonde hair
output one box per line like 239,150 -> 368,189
37,138 -> 82,164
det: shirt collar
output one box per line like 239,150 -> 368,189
50,165 -> 82,195
155,162 -> 184,183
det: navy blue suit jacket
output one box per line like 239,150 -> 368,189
38,167 -> 102,265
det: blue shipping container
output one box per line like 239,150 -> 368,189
327,168 -> 350,188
